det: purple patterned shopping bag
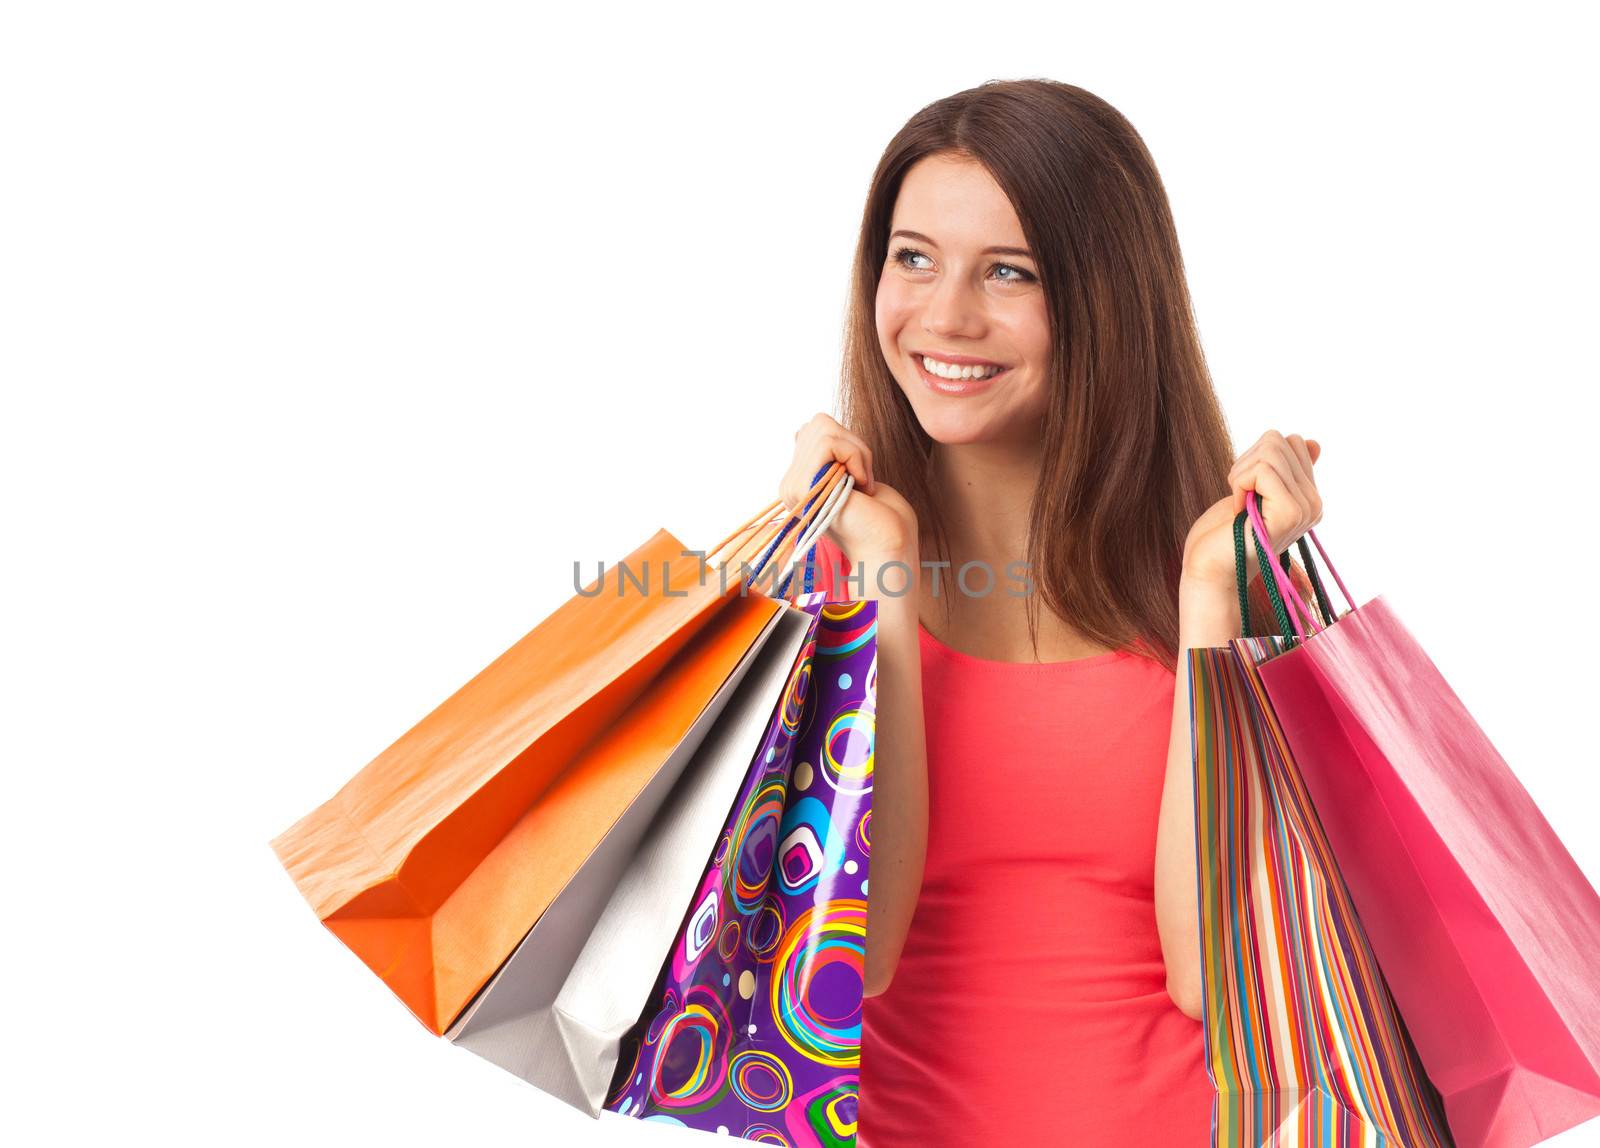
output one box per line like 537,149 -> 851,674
603,590 -> 877,1145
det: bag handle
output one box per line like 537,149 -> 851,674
1236,488 -> 1357,641
750,461 -> 848,584
1235,505 -> 1335,639
706,461 -> 847,579
781,463 -> 854,598
1236,507 -> 1319,639
777,463 -> 854,599
1245,490 -> 1323,641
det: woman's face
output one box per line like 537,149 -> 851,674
876,152 -> 1053,446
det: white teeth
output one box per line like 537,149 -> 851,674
919,354 -> 1005,380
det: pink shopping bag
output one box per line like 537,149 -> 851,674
1238,490 -> 1600,1148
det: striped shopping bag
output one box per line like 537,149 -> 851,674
1187,503 -> 1457,1147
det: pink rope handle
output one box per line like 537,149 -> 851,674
1244,489 -> 1357,641
1307,526 -> 1358,616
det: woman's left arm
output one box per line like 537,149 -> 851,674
1155,579 -> 1243,1020
1154,430 -> 1324,1021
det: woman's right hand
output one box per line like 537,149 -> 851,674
784,415 -> 928,1002
779,412 -> 918,563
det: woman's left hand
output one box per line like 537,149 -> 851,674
1182,429 -> 1323,592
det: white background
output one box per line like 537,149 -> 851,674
4,2 -> 1597,1145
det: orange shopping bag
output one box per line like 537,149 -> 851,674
269,465 -> 852,1034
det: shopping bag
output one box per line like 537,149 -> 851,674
1240,490 -> 1600,1148
440,464 -> 861,1112
1188,498 -> 1456,1146
442,597 -> 818,1106
602,586 -> 877,1145
270,464 -> 851,1034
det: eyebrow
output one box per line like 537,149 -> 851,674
889,229 -> 1035,259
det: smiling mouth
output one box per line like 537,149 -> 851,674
913,353 -> 1013,394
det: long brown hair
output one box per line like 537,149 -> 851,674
838,78 -> 1316,671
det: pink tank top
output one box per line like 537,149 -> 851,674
805,535 -> 1214,1146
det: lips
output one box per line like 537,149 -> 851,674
913,350 -> 1010,368
913,353 -> 1012,396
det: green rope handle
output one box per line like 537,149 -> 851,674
1236,510 -> 1291,639
1234,508 -> 1253,636
1246,509 -> 1297,641
1234,501 -> 1338,640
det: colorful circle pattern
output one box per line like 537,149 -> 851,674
770,900 -> 868,1068
604,594 -> 876,1144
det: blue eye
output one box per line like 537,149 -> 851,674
889,244 -> 1037,284
994,263 -> 1037,284
890,245 -> 934,271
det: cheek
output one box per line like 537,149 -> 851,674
874,276 -> 916,343
994,304 -> 1053,416
1007,301 -> 1053,369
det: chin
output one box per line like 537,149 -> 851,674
908,403 -> 1010,445
898,384 -> 1034,443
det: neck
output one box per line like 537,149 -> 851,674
925,437 -> 1044,567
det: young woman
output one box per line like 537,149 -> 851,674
776,80 -> 1324,1146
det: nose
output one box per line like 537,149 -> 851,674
921,271 -> 986,340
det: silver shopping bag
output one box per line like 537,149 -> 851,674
443,598 -> 816,1112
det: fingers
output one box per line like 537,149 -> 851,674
823,436 -> 875,493
1229,447 -> 1261,514
1275,436 -> 1311,506
1236,455 -> 1311,543
1227,436 -> 1263,508
782,443 -> 865,510
779,415 -> 874,520
1285,433 -> 1312,475
1228,429 -> 1320,522
1284,433 -> 1322,525
1227,429 -> 1286,501
815,416 -> 875,493
782,413 -> 876,509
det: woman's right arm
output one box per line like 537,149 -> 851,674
780,414 -> 929,999
850,546 -> 927,998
